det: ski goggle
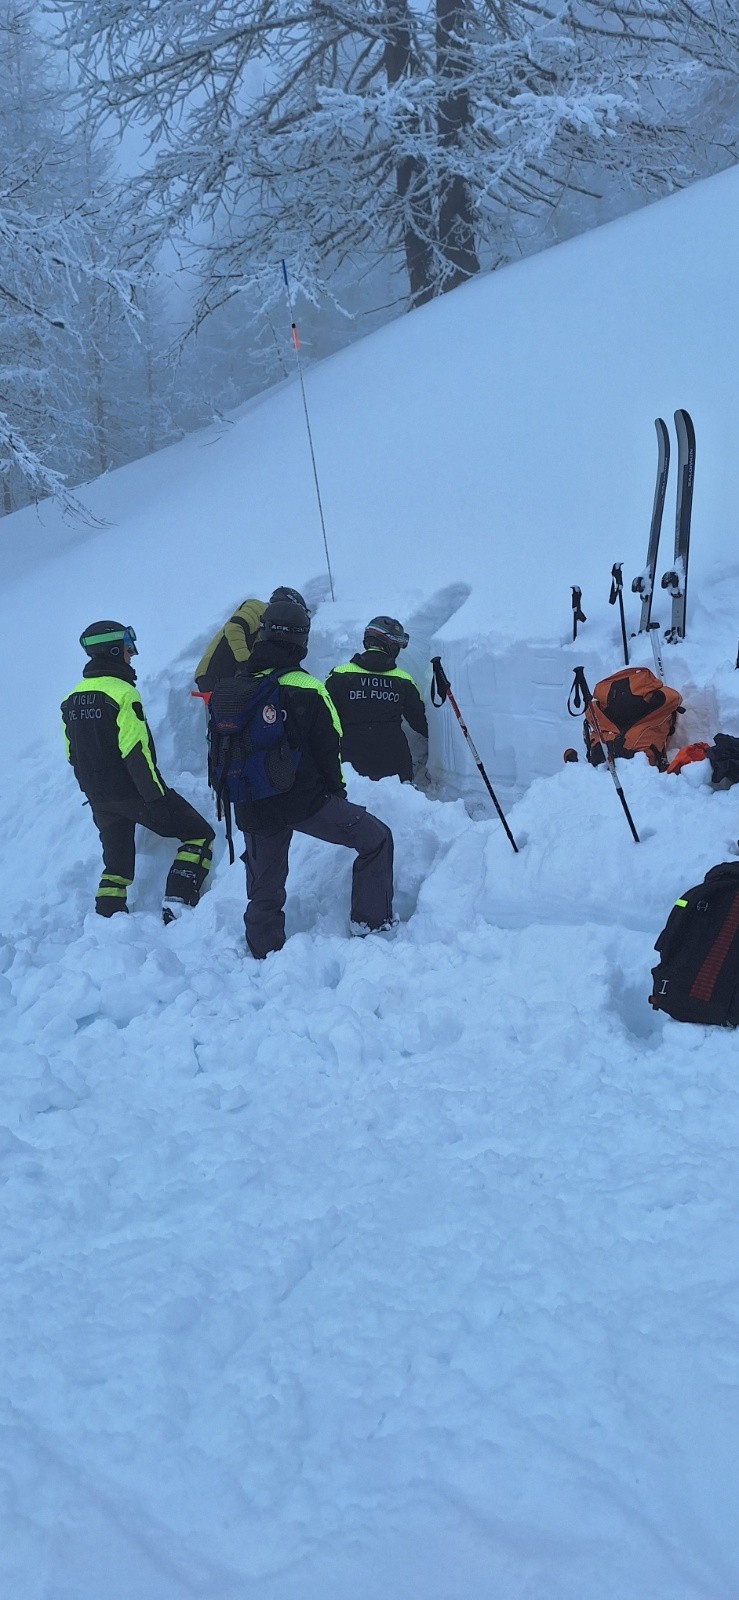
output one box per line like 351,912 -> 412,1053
80,625 -> 138,655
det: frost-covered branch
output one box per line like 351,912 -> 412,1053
52,0 -> 739,335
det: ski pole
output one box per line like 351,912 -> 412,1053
430,656 -> 519,852
648,622 -> 664,680
567,667 -> 640,842
609,563 -> 629,666
571,586 -> 586,642
280,260 -> 336,602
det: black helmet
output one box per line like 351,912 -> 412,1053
80,620 -> 138,658
270,586 -> 308,612
258,600 -> 311,645
363,615 -> 409,652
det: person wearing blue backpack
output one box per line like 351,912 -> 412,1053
207,599 -> 395,958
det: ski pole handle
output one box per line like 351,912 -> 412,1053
608,563 -> 623,603
567,665 -> 588,716
428,652 -> 451,704
609,562 -> 629,666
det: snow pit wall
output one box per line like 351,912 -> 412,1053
426,624 -> 739,810
427,638 -> 611,804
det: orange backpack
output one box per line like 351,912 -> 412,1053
584,667 -> 684,771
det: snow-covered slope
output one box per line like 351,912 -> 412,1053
2,168 -> 739,1599
3,162 -> 739,793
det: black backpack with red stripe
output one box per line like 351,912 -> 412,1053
650,863 -> 739,1025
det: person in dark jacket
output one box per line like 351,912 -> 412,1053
326,615 -> 428,782
62,621 -> 215,922
230,600 -> 394,958
194,587 -> 309,693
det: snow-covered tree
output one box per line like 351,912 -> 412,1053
0,0 -> 83,509
55,0 -> 738,336
0,1 -> 145,513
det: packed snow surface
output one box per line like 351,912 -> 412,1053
2,167 -> 739,1598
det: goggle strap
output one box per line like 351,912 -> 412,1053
82,627 -> 137,648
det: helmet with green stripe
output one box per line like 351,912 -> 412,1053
80,620 -> 138,658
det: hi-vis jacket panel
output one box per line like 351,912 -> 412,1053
61,674 -> 166,803
326,649 -> 428,781
195,598 -> 266,691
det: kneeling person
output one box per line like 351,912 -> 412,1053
210,600 -> 394,958
326,615 -> 428,782
62,621 -> 215,922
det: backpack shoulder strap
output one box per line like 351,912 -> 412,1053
279,670 -> 344,737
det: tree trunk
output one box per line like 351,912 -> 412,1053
384,0 -> 437,306
436,0 -> 480,291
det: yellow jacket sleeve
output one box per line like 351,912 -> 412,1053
117,689 -> 166,799
224,599 -> 266,664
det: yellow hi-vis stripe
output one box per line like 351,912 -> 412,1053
675,897 -> 688,907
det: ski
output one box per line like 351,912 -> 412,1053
632,417 -> 670,632
661,408 -> 696,642
648,620 -> 664,681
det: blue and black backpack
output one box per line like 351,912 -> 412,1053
208,672 -> 301,860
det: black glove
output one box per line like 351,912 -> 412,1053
709,734 -> 739,789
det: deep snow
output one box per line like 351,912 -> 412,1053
1,166 -> 739,1599
3,762 -> 739,1599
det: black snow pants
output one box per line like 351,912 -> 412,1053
90,788 -> 215,915
242,794 -> 394,958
